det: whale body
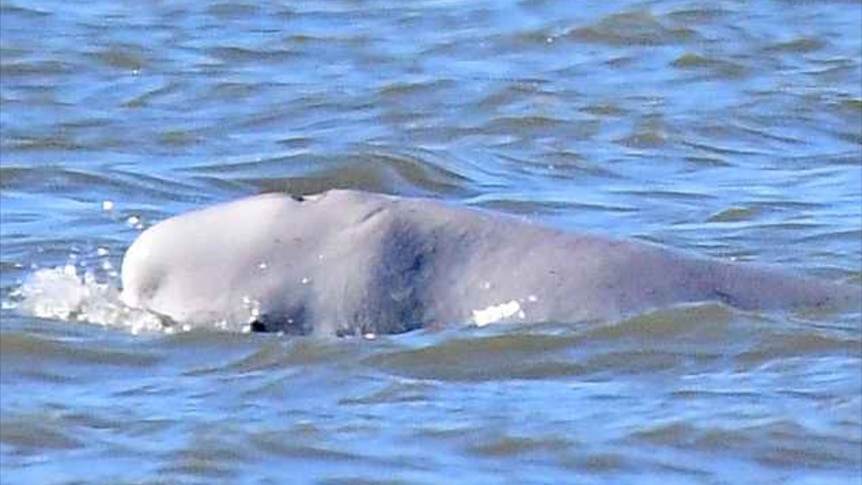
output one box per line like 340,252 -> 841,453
120,190 -> 860,335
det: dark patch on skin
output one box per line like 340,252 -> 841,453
407,251 -> 427,274
290,194 -> 305,202
332,214 -> 433,336
712,289 -> 735,306
381,223 -> 435,334
390,250 -> 430,333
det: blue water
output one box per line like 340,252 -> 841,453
1,1 -> 861,484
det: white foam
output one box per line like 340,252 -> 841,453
10,257 -> 277,335
126,215 -> 144,230
12,264 -> 163,335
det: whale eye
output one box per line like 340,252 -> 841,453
290,194 -> 305,202
248,311 -> 308,334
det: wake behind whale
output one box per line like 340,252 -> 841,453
119,190 -> 861,336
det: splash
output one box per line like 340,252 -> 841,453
10,255 -> 267,335
10,262 -> 164,335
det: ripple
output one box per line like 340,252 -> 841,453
365,332 -> 583,381
0,332 -> 162,367
566,10 -> 699,46
706,206 -> 761,223
248,149 -> 480,198
0,414 -> 85,452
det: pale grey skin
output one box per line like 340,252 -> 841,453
120,190 -> 860,335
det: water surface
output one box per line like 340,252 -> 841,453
1,0 -> 861,484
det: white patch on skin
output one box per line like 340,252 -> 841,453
472,300 -> 522,327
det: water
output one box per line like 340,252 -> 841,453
1,0 -> 861,483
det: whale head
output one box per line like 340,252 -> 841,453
120,193 -> 321,332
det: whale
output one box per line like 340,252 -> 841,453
120,190 -> 861,335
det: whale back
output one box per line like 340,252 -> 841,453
120,190 -> 861,334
